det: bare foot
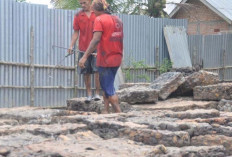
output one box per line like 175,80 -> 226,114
112,104 -> 121,113
101,110 -> 109,114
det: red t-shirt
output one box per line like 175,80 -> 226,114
73,10 -> 96,52
93,14 -> 123,67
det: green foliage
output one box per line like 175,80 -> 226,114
106,0 -> 122,13
50,0 -> 119,10
122,58 -> 150,82
158,58 -> 173,74
50,0 -> 80,10
17,0 -> 167,17
146,0 -> 167,17
137,74 -> 150,82
123,69 -> 133,81
115,0 -> 167,17
131,60 -> 149,69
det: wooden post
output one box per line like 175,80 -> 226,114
197,21 -> 200,35
155,46 -> 159,79
222,49 -> 226,81
74,41 -> 79,97
193,46 -> 197,66
201,35 -> 205,69
30,27 -> 35,107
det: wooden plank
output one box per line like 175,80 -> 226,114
0,86 -> 75,89
30,27 -> 35,107
74,41 -> 79,97
0,61 -> 75,70
204,66 -> 232,70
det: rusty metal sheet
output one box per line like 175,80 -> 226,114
164,26 -> 192,68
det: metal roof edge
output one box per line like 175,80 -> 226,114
169,0 -> 232,24
169,0 -> 188,18
199,0 -> 232,24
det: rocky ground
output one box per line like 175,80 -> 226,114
1,70 -> 232,157
0,97 -> 232,157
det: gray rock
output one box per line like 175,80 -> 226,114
133,98 -> 218,112
155,145 -> 225,157
174,70 -> 219,96
1,98 -> 232,157
217,99 -> 232,112
228,122 -> 232,127
165,109 -> 220,119
67,97 -> 132,113
0,119 -> 19,126
191,135 -> 232,155
67,97 -> 104,113
171,67 -> 196,76
150,72 -> 185,100
0,107 -> 76,124
0,148 -> 10,156
119,83 -> 150,90
194,83 -> 232,101
5,133 -> 171,157
211,124 -> 232,137
0,133 -> 48,147
151,121 -> 213,137
117,85 -> 158,104
120,128 -> 190,147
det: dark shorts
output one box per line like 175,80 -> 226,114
98,67 -> 119,97
78,51 -> 98,74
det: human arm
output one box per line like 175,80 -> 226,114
68,30 -> 79,54
79,31 -> 102,68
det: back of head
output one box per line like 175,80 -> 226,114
92,0 -> 111,14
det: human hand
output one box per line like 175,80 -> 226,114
67,47 -> 74,54
92,53 -> 97,57
79,57 -> 87,68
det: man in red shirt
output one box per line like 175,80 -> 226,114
79,0 -> 123,113
68,0 -> 100,103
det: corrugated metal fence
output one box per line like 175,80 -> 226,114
0,0 -> 188,108
0,0 -> 77,108
188,34 -> 232,81
117,15 -> 188,83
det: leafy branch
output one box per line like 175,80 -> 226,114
158,58 -> 173,74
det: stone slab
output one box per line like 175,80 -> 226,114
67,97 -> 132,113
194,83 -> 232,101
175,70 -> 219,96
133,98 -> 217,112
192,135 -> 232,155
119,83 -> 150,90
150,72 -> 185,100
218,99 -> 232,112
117,86 -> 158,104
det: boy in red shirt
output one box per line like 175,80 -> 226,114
79,0 -> 123,113
68,0 -> 100,103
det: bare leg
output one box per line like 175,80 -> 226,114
94,72 -> 100,95
102,93 -> 110,114
84,74 -> 91,97
109,94 -> 121,113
